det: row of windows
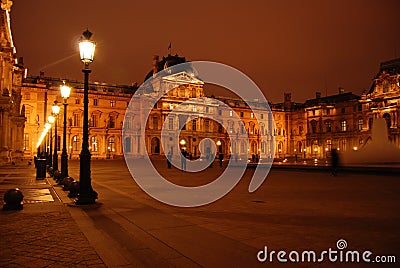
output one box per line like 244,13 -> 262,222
74,98 -> 117,107
218,110 -> 261,119
309,118 -> 372,134
71,136 -> 116,152
152,117 -> 263,135
68,114 -> 118,128
309,105 -> 363,117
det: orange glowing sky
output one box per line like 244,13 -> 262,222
11,0 -> 400,102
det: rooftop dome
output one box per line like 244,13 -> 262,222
144,54 -> 186,82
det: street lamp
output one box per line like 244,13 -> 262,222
52,101 -> 60,171
60,83 -> 71,180
47,115 -> 55,167
76,29 -> 97,205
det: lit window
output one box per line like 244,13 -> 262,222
326,121 -> 332,132
73,136 -> 80,151
108,137 -> 115,152
358,119 -> 363,131
341,120 -> 347,131
23,133 -> 29,151
110,100 -> 116,107
229,111 -> 233,117
75,98 -> 80,104
91,136 -> 98,152
251,112 -> 254,118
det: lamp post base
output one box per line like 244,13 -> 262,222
74,190 -> 98,205
60,151 -> 69,183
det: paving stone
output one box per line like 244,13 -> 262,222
0,165 -> 105,268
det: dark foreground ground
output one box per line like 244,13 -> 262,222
1,159 -> 399,267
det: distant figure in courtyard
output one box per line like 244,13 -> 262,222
167,151 -> 172,169
207,151 -> 213,168
181,149 -> 187,171
331,149 -> 340,176
218,152 -> 224,167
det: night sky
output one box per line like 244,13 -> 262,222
10,0 -> 400,102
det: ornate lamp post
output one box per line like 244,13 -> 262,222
60,83 -> 71,179
52,101 -> 60,171
75,29 -> 97,205
47,115 -> 55,167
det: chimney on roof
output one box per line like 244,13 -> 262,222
284,93 -> 292,110
152,55 -> 159,75
316,92 -> 321,99
338,87 -> 345,94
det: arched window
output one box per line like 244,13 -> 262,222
310,120 -> 317,134
278,142 -> 283,154
297,141 -> 302,152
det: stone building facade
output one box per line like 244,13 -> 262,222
0,1 -> 26,163
21,55 -> 400,162
21,73 -> 136,160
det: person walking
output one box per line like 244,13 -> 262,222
181,149 -> 187,171
331,149 -> 340,176
167,151 -> 172,169
218,152 -> 224,167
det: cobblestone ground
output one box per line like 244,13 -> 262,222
0,162 -> 106,268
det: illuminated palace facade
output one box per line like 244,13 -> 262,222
0,1 -> 26,163
21,55 -> 400,161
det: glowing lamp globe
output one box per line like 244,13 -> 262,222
52,101 -> 60,115
79,29 -> 96,64
48,115 -> 55,124
60,84 -> 71,99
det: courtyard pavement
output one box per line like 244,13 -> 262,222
0,158 -> 399,267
